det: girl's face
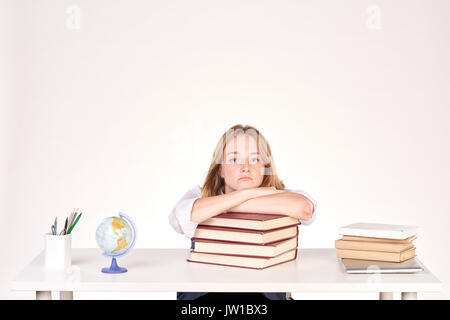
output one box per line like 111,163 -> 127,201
220,134 -> 265,194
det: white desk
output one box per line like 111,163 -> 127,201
11,248 -> 441,300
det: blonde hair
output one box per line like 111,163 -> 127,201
200,124 -> 285,198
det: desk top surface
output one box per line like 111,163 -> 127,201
11,248 -> 442,293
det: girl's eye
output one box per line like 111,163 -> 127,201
228,157 -> 259,164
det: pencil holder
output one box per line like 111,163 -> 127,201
44,233 -> 72,269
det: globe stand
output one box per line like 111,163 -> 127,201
102,257 -> 127,273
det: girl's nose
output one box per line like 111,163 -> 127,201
240,164 -> 249,172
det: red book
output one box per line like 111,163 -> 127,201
199,212 -> 300,231
192,236 -> 299,257
187,248 -> 298,270
193,224 -> 299,245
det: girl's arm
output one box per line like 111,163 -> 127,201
190,187 -> 284,224
228,192 -> 314,221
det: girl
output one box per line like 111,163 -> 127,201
169,124 -> 317,301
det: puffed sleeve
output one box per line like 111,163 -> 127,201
284,187 -> 317,225
168,185 -> 202,239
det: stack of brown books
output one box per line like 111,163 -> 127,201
187,212 -> 300,269
335,223 -> 418,262
335,235 -> 417,262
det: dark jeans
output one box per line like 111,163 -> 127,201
177,292 -> 287,300
195,292 -> 271,301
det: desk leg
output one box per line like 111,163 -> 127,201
60,291 -> 74,300
379,292 -> 393,300
36,291 -> 52,300
401,292 -> 417,300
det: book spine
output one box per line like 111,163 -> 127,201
196,223 -> 300,233
193,237 -> 289,246
336,248 -> 415,262
200,220 -> 300,231
187,249 -> 298,270
186,256 -> 297,270
335,239 -> 413,253
190,247 -> 296,259
193,235 -> 297,246
341,235 -> 416,244
195,225 -> 298,244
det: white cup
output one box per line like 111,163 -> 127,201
44,233 -> 72,269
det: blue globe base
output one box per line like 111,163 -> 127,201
102,257 -> 127,273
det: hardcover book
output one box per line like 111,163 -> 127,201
336,247 -> 416,263
199,212 -> 300,230
338,223 -> 418,240
188,248 -> 298,270
193,224 -> 299,244
192,236 -> 298,257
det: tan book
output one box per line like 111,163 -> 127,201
336,247 -> 416,262
335,239 -> 414,253
341,235 -> 417,244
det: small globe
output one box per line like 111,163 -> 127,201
95,212 -> 136,273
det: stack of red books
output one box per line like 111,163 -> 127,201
187,212 -> 300,269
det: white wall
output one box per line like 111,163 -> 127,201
1,0 -> 449,300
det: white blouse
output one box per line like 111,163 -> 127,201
168,185 -> 318,239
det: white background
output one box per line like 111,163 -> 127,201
1,0 -> 449,299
